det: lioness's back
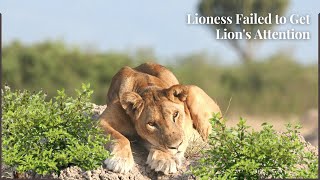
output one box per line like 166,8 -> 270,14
106,63 -> 178,104
134,62 -> 179,86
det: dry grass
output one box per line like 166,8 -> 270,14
185,130 -> 209,159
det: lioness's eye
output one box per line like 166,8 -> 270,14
147,122 -> 156,127
173,111 -> 179,122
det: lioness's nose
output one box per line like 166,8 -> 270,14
168,141 -> 183,149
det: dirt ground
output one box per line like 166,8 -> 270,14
1,105 -> 318,180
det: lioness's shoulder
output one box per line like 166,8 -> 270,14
106,66 -> 137,104
134,62 -> 168,74
134,62 -> 179,86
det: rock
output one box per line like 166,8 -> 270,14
92,104 -> 108,120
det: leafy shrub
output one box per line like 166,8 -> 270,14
2,84 -> 110,175
191,114 -> 318,179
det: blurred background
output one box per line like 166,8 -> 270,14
1,1 -> 318,145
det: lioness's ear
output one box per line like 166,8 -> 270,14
183,85 -> 222,141
166,85 -> 188,102
120,92 -> 144,120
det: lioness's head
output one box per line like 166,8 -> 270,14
120,85 -> 193,154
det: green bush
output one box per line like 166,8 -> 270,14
2,41 -> 134,105
191,114 -> 318,179
2,84 -> 110,175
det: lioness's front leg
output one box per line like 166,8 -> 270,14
146,149 -> 185,175
99,103 -> 136,173
185,85 -> 221,141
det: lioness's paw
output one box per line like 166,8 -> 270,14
104,146 -> 134,174
174,151 -> 186,168
146,149 -> 182,175
104,156 -> 134,174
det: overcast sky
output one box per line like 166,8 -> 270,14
1,0 -> 319,64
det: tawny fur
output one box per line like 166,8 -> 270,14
99,62 -> 221,174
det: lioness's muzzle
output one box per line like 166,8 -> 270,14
167,140 -> 183,150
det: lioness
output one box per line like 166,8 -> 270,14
99,62 -> 221,175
